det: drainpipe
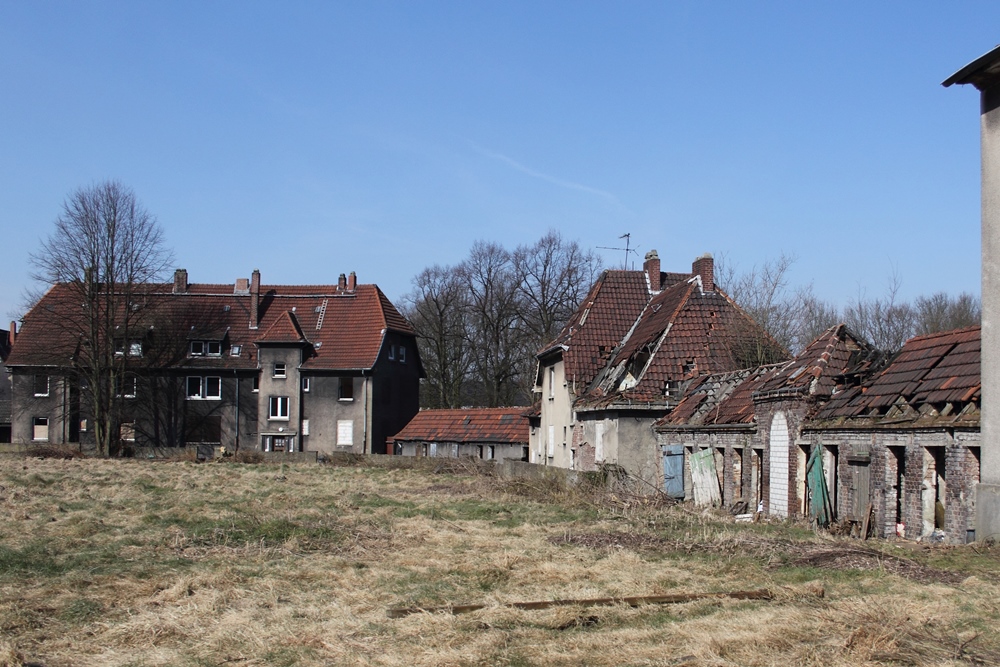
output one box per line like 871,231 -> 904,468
364,371 -> 369,454
234,371 -> 240,453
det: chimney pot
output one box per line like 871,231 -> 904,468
173,268 -> 188,294
692,253 -> 714,292
644,250 -> 661,292
250,269 -> 261,329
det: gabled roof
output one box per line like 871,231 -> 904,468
539,269 -> 652,388
8,277 -> 417,373
257,310 -> 307,344
813,326 -> 980,427
582,279 -> 787,406
392,408 -> 529,445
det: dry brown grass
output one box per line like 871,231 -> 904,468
1,455 -> 998,666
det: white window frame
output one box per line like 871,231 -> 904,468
186,376 -> 221,400
117,375 -> 137,399
206,341 -> 222,356
32,417 -> 49,442
548,366 -> 555,399
302,377 -> 311,392
252,375 -> 259,392
339,377 -> 354,401
230,345 -> 242,357
269,396 -> 289,420
189,341 -> 205,356
273,363 -> 286,378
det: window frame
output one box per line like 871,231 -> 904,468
338,377 -> 354,401
33,374 -> 50,397
269,395 -> 290,420
302,377 -> 311,393
32,417 -> 49,441
189,341 -> 205,356
273,362 -> 286,378
186,376 -> 222,400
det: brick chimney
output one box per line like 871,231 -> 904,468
173,268 -> 188,294
692,253 -> 714,292
250,269 -> 260,329
338,273 -> 347,291
7,321 -> 15,348
644,250 -> 661,292
347,271 -> 357,291
234,277 -> 249,294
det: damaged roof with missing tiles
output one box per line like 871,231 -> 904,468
392,408 -> 529,445
580,280 -> 787,407
813,325 -> 980,427
656,324 -> 881,428
539,269 -> 653,388
7,277 -> 416,373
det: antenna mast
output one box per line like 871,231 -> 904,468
597,233 -> 639,270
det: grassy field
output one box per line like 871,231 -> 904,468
1,454 -> 999,667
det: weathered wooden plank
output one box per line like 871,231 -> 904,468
387,588 -> 775,618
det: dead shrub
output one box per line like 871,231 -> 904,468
234,450 -> 264,464
25,444 -> 83,460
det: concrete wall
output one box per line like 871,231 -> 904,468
534,356 -> 575,467
11,371 -> 72,444
256,346 -> 304,451
300,374 -> 367,454
396,439 -> 528,461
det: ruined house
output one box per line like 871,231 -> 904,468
656,324 -> 981,544
530,250 -> 785,485
392,407 -> 530,461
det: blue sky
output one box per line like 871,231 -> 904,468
1,2 -> 996,323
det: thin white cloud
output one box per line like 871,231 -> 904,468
471,143 -> 621,205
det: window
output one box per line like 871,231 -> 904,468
548,366 -> 555,398
302,419 -> 310,436
33,374 -> 49,397
32,417 -> 49,441
388,345 -> 395,361
129,341 -> 143,357
399,346 -> 406,363
186,376 -> 221,399
339,377 -> 354,400
116,375 -> 137,398
252,375 -> 259,392
302,377 -> 311,392
269,396 -> 289,420
120,422 -> 136,442
189,341 -> 222,357
230,345 -> 242,357
337,419 -> 353,446
273,363 -> 286,378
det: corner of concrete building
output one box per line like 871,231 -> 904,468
976,483 -> 1000,542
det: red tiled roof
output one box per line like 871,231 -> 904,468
582,281 -> 787,406
541,269 -> 652,387
814,326 -> 980,425
392,408 -> 529,444
257,310 -> 307,344
8,279 -> 415,372
656,325 -> 879,428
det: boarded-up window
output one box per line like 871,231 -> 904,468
186,416 -> 222,444
547,425 -> 555,457
32,417 -> 49,441
337,420 -> 353,446
595,422 -> 605,462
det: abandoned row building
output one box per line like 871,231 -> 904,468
5,269 -> 423,455
528,250 -> 983,543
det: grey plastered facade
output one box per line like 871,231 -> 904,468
944,46 -> 1000,542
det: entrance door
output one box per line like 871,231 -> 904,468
662,445 -> 684,498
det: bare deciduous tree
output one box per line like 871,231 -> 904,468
914,292 -> 981,335
402,265 -> 471,409
844,271 -> 916,352
29,181 -> 173,456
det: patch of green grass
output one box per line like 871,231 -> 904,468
59,597 -> 104,623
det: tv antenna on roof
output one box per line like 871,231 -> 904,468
598,233 -> 640,270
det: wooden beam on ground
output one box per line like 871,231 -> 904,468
387,588 -> 775,618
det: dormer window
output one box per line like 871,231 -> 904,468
190,340 -> 223,357
115,340 -> 143,357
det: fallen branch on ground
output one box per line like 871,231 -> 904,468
387,587 -> 794,618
